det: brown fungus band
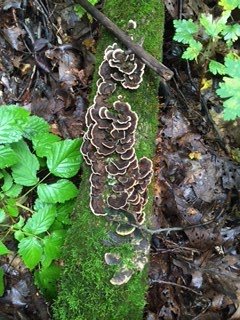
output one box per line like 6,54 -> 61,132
81,42 -> 153,285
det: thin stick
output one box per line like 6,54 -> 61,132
77,0 -> 174,81
150,279 -> 202,295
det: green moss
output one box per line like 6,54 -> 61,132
53,1 -> 164,319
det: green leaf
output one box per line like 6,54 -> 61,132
200,11 -> 230,39
5,183 -> 23,198
173,19 -> 198,44
34,264 -> 61,300
41,230 -> 65,268
0,267 -> 4,296
182,40 -> 202,60
46,139 -> 82,178
0,105 -> 29,144
14,230 -> 25,241
23,115 -> 49,140
32,133 -> 61,158
23,205 -> 56,235
5,198 -> 19,217
11,140 -> 39,186
56,200 -> 75,225
217,77 -> 240,120
37,179 -> 78,204
13,216 -> 25,229
209,60 -> 226,75
1,170 -> 13,192
0,145 -> 18,169
74,0 -> 98,18
0,209 -> 6,223
0,241 -> 10,255
221,24 -> 240,43
18,236 -> 43,269
223,54 -> 240,78
219,0 -> 240,10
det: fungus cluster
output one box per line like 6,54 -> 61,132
81,41 -> 153,284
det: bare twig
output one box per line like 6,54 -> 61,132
77,0 -> 174,81
149,279 -> 202,295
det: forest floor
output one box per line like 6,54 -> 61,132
0,0 -> 240,319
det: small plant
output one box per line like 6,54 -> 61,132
173,1 -> 240,120
74,0 -> 99,18
0,105 -> 82,299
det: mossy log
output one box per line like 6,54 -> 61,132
53,1 -> 164,319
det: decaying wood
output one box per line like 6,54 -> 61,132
77,0 -> 174,81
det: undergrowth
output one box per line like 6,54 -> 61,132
173,0 -> 240,120
0,105 -> 82,299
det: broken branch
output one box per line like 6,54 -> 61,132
77,0 -> 174,81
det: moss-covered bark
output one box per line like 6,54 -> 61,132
53,1 -> 164,319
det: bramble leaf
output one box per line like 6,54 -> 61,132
37,179 -> 78,204
5,198 -> 19,217
23,205 -> 56,235
0,146 -> 18,169
18,236 -> 43,269
32,133 -> 61,158
182,40 -> 202,60
56,200 -> 75,225
46,139 -> 82,178
0,106 -> 29,144
11,140 -> 39,186
41,230 -> 65,268
1,170 -> 13,192
173,19 -> 198,44
5,183 -> 23,198
0,241 -> 10,255
23,116 -> 49,140
209,60 -> 226,75
219,0 -> 240,10
34,264 -> 61,299
200,11 -> 230,39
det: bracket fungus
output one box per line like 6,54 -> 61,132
81,41 -> 154,284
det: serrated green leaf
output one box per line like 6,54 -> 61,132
14,230 -> 25,241
0,267 -> 4,296
5,183 -> 23,198
0,241 -> 10,255
0,209 -> 6,223
23,115 -> 49,140
173,19 -> 198,44
18,236 -> 43,269
200,11 -> 230,39
221,24 -> 240,43
46,139 -> 82,178
23,205 -> 56,235
13,216 -> 25,229
209,60 -> 226,75
11,140 -> 39,186
224,54 -> 240,78
182,40 -> 202,60
32,133 -> 61,158
219,0 -> 240,10
0,146 -> 18,169
41,230 -> 65,268
34,264 -> 61,299
37,179 -> 78,204
0,105 -> 29,144
56,200 -> 75,225
5,198 -> 19,217
217,77 -> 240,120
1,170 -> 13,192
